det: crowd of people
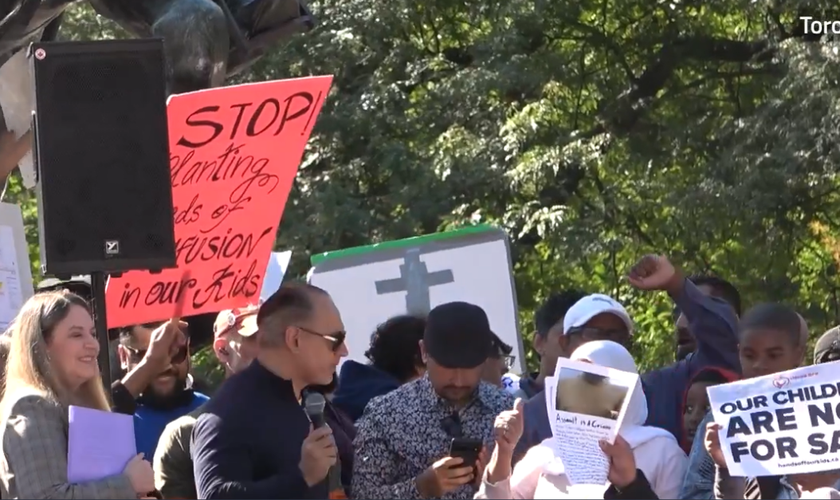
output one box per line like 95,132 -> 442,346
0,253 -> 837,499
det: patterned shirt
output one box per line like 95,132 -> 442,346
351,375 -> 514,499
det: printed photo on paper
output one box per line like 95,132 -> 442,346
544,358 -> 638,487
555,366 -> 629,421
707,361 -> 840,478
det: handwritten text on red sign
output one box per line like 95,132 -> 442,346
105,76 -> 333,327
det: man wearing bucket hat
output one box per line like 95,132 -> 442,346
558,294 -> 635,355
154,306 -> 260,499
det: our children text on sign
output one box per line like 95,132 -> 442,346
708,363 -> 840,477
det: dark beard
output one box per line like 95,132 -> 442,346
137,378 -> 194,411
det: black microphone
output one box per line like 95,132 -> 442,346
303,392 -> 344,497
304,392 -> 328,429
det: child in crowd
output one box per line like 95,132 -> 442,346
680,303 -> 807,499
681,367 -> 738,453
703,305 -> 840,499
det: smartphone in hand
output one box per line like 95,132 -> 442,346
448,438 -> 482,471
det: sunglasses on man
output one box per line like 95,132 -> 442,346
296,326 -> 346,352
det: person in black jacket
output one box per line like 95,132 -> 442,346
192,283 -> 350,499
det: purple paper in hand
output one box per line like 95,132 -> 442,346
67,405 -> 136,483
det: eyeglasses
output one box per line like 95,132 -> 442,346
490,353 -> 515,371
296,326 -> 346,352
124,342 -> 189,365
440,412 -> 463,438
566,326 -> 628,343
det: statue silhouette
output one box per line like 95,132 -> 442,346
87,0 -> 314,93
0,0 -> 314,92
0,0 -> 314,183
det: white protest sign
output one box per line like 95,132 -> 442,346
544,358 -> 637,486
260,251 -> 292,301
708,361 -> 840,477
0,50 -> 36,188
307,225 -> 523,371
0,203 -> 32,331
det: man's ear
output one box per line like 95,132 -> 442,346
285,326 -> 300,352
419,340 -> 428,364
533,334 -> 545,356
557,335 -> 570,358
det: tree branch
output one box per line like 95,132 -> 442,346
590,33 -> 792,137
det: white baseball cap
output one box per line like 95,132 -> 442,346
562,294 -> 634,335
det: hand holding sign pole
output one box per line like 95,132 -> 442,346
105,76 -> 333,328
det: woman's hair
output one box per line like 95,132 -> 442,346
1,291 -> 109,412
0,334 -> 10,399
365,314 -> 426,383
0,335 -> 10,364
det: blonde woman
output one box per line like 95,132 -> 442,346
0,291 -> 154,499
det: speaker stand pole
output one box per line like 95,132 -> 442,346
90,271 -> 112,396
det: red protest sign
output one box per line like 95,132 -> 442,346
105,76 -> 333,327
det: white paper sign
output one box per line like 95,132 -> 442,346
260,251 -> 292,301
0,50 -> 35,188
544,358 -> 637,486
0,203 -> 33,331
708,362 -> 840,477
307,226 -> 523,372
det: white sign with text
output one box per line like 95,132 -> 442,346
544,358 -> 637,486
708,361 -> 840,477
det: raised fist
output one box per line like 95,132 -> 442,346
627,255 -> 681,292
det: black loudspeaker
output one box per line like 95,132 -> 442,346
31,39 -> 176,277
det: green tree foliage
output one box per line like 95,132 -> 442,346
11,0 -> 840,374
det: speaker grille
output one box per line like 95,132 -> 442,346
33,39 -> 176,276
